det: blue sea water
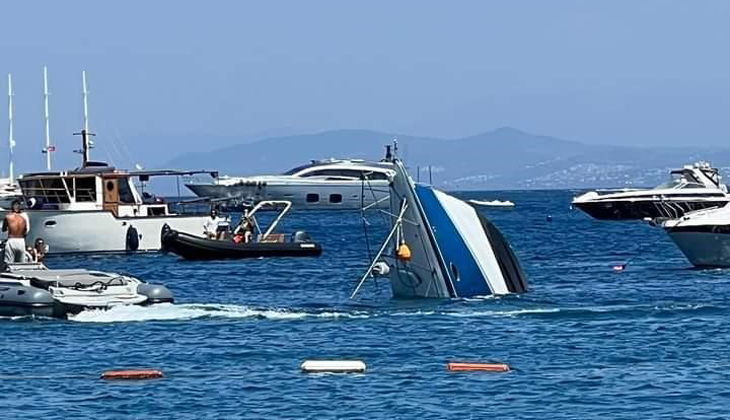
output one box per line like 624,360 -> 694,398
2,190 -> 729,419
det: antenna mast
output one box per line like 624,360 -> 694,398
82,70 -> 89,133
74,71 -> 95,167
42,66 -> 53,170
7,74 -> 15,180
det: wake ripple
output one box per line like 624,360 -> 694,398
69,303 -> 370,323
65,302 -> 718,323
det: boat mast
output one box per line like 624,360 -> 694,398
42,66 -> 52,170
7,73 -> 15,180
73,71 -> 95,167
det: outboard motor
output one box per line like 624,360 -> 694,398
137,283 -> 174,305
291,230 -> 311,243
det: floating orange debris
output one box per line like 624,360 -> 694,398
100,369 -> 164,380
447,362 -> 510,372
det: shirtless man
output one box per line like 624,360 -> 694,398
3,200 -> 29,263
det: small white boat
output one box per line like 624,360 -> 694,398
0,261 -> 173,319
661,204 -> 730,267
468,199 -> 515,207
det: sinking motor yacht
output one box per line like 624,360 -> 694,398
185,158 -> 395,210
572,162 -> 729,220
351,145 -> 528,299
0,262 -> 173,318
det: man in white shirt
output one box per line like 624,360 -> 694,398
203,209 -> 221,239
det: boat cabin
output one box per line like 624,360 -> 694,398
664,162 -> 726,192
18,164 -> 169,217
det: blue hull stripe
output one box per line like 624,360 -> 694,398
414,185 -> 492,297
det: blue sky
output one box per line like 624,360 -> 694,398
2,1 -> 730,173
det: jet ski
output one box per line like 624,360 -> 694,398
0,262 -> 174,319
160,200 -> 323,260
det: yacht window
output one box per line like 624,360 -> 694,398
74,177 -> 97,202
329,194 -> 343,203
117,178 -> 136,203
283,164 -> 314,176
306,193 -> 319,203
19,177 -> 71,204
364,171 -> 388,181
450,262 -> 460,282
303,169 -> 366,179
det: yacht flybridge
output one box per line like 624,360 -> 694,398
185,158 -> 395,210
572,162 -> 729,220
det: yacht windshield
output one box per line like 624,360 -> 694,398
656,172 -> 704,189
282,164 -> 314,176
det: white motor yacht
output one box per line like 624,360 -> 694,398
572,162 -> 729,220
14,130 -> 215,255
186,158 -> 395,210
662,204 -> 730,267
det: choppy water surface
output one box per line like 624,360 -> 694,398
2,190 -> 729,419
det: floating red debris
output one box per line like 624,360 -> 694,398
101,369 -> 164,380
447,362 -> 510,372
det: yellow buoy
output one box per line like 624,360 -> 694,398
397,243 -> 412,261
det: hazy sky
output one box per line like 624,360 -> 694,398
2,1 -> 730,173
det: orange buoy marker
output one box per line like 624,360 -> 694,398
101,369 -> 164,380
396,242 -> 412,262
301,360 -> 366,373
447,362 -> 510,372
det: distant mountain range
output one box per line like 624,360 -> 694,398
162,127 -> 730,190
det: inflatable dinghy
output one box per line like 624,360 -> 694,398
0,262 -> 173,318
161,225 -> 322,260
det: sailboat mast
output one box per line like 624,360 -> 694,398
7,74 -> 15,180
43,66 -> 52,170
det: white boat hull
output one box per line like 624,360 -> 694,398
186,181 -> 390,210
21,210 -> 208,254
666,230 -> 730,267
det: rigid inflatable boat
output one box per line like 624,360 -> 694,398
160,200 -> 322,260
0,262 -> 173,318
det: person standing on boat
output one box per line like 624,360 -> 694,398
3,200 -> 29,263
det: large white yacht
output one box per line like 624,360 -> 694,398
661,204 -> 730,267
15,131 -> 214,255
572,162 -> 729,220
186,158 -> 395,210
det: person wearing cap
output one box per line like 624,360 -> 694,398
3,200 -> 29,263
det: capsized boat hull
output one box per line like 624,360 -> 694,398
161,227 -> 323,260
378,159 -> 528,299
